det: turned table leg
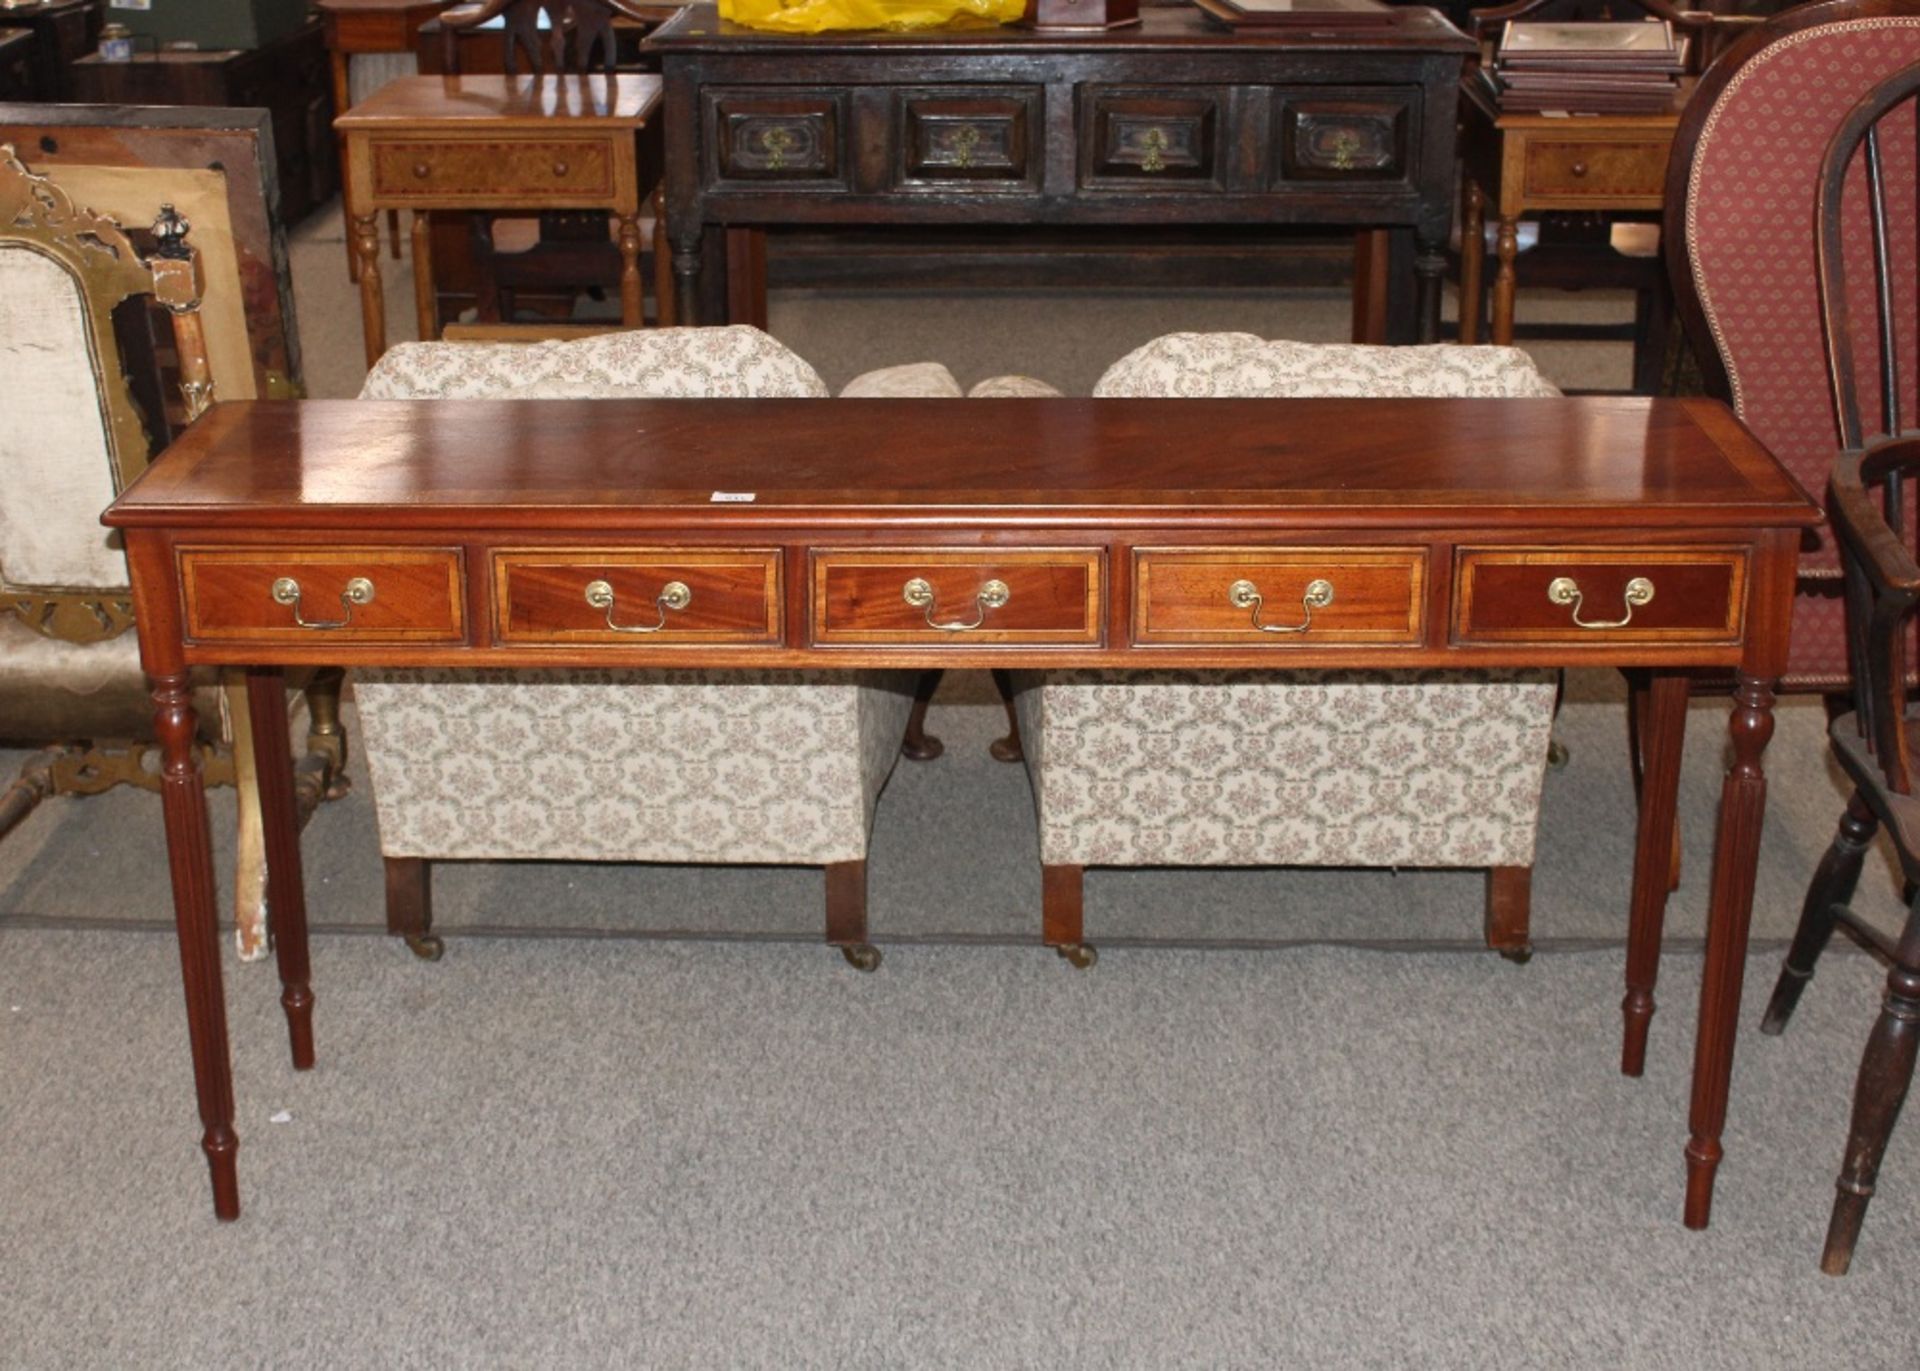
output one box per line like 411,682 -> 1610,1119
1684,673 -> 1775,1228
1622,671 -> 1689,1077
353,210 -> 387,367
617,211 -> 644,327
246,668 -> 315,1071
1491,215 -> 1519,346
1459,177 -> 1485,344
153,669 -> 241,1220
411,212 -> 437,343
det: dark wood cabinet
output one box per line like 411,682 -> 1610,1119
66,17 -> 337,222
0,28 -> 37,102
0,0 -> 99,101
648,4 -> 1474,340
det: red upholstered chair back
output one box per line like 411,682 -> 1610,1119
1666,0 -> 1920,692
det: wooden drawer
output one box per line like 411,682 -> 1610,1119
896,88 -> 1041,189
367,138 -> 614,202
1454,547 -> 1747,645
811,550 -> 1102,646
1134,548 -> 1426,646
493,549 -> 781,645
707,90 -> 845,186
1080,86 -> 1226,190
1274,89 -> 1417,186
1521,138 -> 1668,201
180,548 -> 465,644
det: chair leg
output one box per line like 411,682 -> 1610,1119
1762,791 -> 1878,1036
1484,865 -> 1532,963
226,671 -> 271,963
1820,927 -> 1920,1275
301,667 -> 351,802
0,748 -> 57,843
1043,862 -> 1095,969
385,856 -> 443,961
901,668 -> 944,760
989,668 -> 1024,763
826,858 -> 879,971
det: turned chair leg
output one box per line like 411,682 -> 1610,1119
226,671 -> 271,962
989,668 -> 1024,763
1485,865 -> 1532,963
385,855 -> 443,961
1820,913 -> 1920,1275
901,668 -> 944,760
1762,791 -> 1878,1035
1042,862 -> 1096,969
301,667 -> 351,801
826,858 -> 880,971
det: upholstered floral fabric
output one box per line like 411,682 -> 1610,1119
1011,670 -> 1556,868
835,363 -> 1065,397
359,326 -> 831,400
1093,333 -> 1560,399
967,374 -> 1063,398
354,669 -> 913,864
1680,15 -> 1920,686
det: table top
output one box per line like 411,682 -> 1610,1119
106,396 -> 1817,533
335,71 -> 662,126
646,2 -> 1475,54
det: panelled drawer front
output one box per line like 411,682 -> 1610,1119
1081,86 -> 1226,190
1455,547 -> 1748,645
896,88 -> 1041,189
707,90 -> 846,186
812,550 -> 1102,646
493,549 -> 781,646
369,139 -> 613,201
1134,548 -> 1426,646
180,548 -> 466,644
1521,139 -> 1667,200
1274,88 -> 1417,186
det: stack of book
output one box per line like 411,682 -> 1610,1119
1487,20 -> 1686,115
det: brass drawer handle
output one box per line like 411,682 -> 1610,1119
761,125 -> 795,171
952,123 -> 980,168
271,576 -> 374,630
585,578 -> 691,634
412,161 -> 431,179
1229,577 -> 1332,634
1140,127 -> 1168,174
903,576 -> 1009,632
1547,575 -> 1653,629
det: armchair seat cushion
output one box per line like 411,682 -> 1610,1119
1093,333 -> 1561,399
1011,669 -> 1557,869
354,668 -> 913,865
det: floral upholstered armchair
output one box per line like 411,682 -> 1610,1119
354,327 -> 916,969
1011,332 -> 1562,967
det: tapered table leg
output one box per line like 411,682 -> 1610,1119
1622,671 -> 1688,1076
152,669 -> 240,1221
246,668 -> 315,1072
1684,673 -> 1774,1228
353,210 -> 386,367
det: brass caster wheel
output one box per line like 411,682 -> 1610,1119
841,943 -> 882,973
405,933 -> 445,962
1499,945 -> 1534,966
1056,942 -> 1098,970
1546,739 -> 1570,771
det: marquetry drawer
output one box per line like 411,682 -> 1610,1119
1273,89 -> 1417,186
1521,139 -> 1668,202
896,88 -> 1041,189
1454,547 -> 1748,645
368,138 -> 614,202
180,548 -> 466,644
707,90 -> 846,186
493,549 -> 781,646
811,550 -> 1102,646
1080,87 -> 1226,190
1134,548 -> 1426,646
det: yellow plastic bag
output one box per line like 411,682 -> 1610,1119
719,0 -> 1024,33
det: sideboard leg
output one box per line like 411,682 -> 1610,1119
1413,228 -> 1447,344
1622,671 -> 1689,1077
1684,673 -> 1774,1229
247,668 -> 316,1071
670,227 -> 702,328
827,859 -> 879,971
153,669 -> 241,1221
617,212 -> 644,327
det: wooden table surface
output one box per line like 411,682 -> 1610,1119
106,395 -> 1819,1230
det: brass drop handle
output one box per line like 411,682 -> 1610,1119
1547,575 -> 1653,629
585,578 -> 691,633
1229,577 -> 1333,634
271,576 -> 374,630
412,162 -> 431,179
761,125 -> 795,171
952,123 -> 980,169
1140,127 -> 1168,174
903,576 -> 1009,632
551,159 -> 570,177
1570,161 -> 1588,178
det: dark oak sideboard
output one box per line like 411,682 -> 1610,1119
105,396 -> 1818,1231
646,4 -> 1475,340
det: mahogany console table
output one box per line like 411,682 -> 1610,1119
646,5 -> 1474,340
104,396 -> 1818,1227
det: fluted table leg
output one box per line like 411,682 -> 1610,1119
1622,671 -> 1688,1076
246,668 -> 315,1072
